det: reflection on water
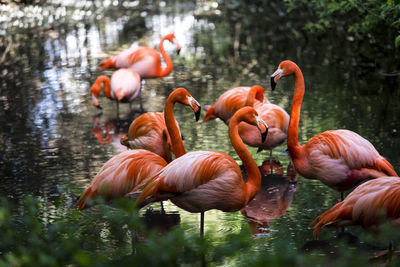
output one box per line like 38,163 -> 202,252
241,161 -> 297,236
1,0 -> 399,260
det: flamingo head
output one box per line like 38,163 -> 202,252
120,135 -> 129,148
97,58 -> 116,72
164,33 -> 181,55
232,107 -> 268,143
90,84 -> 102,109
270,60 -> 298,91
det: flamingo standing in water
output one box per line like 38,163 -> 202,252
203,86 -> 265,124
77,88 -> 200,210
98,33 -> 181,79
134,107 -> 268,236
270,60 -> 397,198
203,85 -> 289,167
90,68 -> 142,114
310,176 -> 400,238
120,88 -> 201,162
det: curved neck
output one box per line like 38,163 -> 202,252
229,119 -> 261,202
164,92 -> 186,158
94,76 -> 111,98
288,67 -> 305,159
245,86 -> 264,106
157,37 -> 173,77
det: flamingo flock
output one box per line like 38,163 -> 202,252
80,31 -> 399,244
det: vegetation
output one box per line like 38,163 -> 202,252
0,196 -> 399,266
284,0 -> 400,47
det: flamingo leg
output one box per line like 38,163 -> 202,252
269,149 -> 273,174
200,212 -> 204,238
116,101 -> 120,119
139,89 -> 144,112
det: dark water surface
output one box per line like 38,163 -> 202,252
1,0 -> 399,258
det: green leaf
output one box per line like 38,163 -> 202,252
395,35 -> 400,47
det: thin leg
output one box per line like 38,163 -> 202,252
116,101 -> 120,119
200,212 -> 204,238
139,90 -> 144,112
269,149 -> 273,174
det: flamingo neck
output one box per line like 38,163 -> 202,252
164,92 -> 186,158
157,36 -> 173,77
245,86 -> 264,106
229,119 -> 261,203
287,67 -> 305,159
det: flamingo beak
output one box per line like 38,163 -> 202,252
174,38 -> 181,55
120,135 -> 129,146
187,95 -> 201,121
92,94 -> 102,109
270,68 -> 283,91
255,115 -> 268,143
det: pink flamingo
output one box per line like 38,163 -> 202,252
98,33 -> 181,79
90,68 -> 142,113
203,86 -> 265,124
203,85 -> 289,166
120,88 -> 201,162
77,88 -> 200,210
270,60 -> 397,199
310,176 -> 400,238
134,106 -> 268,236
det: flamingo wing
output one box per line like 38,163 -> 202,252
310,176 -> 400,237
136,151 -> 246,212
110,69 -> 141,102
303,129 -> 396,190
77,150 -> 167,209
213,87 -> 252,123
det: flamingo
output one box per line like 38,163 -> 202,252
98,33 -> 181,79
203,85 -> 289,166
270,60 -> 397,198
203,86 -> 265,124
120,88 -> 201,162
77,88 -> 200,210
90,68 -> 142,114
133,106 -> 268,236
310,176 -> 400,238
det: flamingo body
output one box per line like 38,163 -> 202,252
121,112 -> 178,163
98,33 -> 181,79
120,88 -> 200,162
90,68 -> 141,109
239,102 -> 289,150
203,86 -> 265,124
135,107 -> 268,213
310,176 -> 400,237
77,150 -> 167,210
271,60 -> 397,192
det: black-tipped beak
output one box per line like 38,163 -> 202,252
96,105 -> 103,110
271,76 -> 277,91
195,105 -> 201,122
261,128 -> 268,143
176,48 -> 181,55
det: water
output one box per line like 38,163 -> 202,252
1,0 -> 399,257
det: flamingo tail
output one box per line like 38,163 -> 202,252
202,105 -> 216,122
375,157 -> 398,177
77,186 -> 95,210
309,203 -> 353,238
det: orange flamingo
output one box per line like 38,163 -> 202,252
203,86 -> 265,124
90,68 -> 142,113
310,176 -> 400,238
120,88 -> 201,162
134,106 -> 268,235
98,33 -> 181,79
270,60 -> 397,198
77,89 -> 200,210
203,85 -> 289,165
77,150 -> 167,210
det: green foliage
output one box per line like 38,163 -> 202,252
1,196 -> 400,266
284,0 -> 400,44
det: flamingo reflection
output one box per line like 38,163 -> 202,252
91,113 -> 132,153
241,161 -> 297,234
